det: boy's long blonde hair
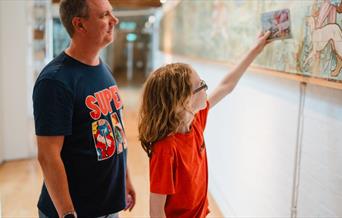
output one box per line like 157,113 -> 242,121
138,63 -> 194,157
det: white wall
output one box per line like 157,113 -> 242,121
206,72 -> 299,217
157,53 -> 342,217
297,85 -> 342,217
0,0 -> 4,164
0,1 -> 34,161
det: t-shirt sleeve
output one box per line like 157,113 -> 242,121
197,100 -> 210,129
33,79 -> 73,136
150,142 -> 176,195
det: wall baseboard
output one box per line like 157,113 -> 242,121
209,177 -> 237,217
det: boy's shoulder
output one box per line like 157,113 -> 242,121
154,135 -> 177,146
152,135 -> 177,154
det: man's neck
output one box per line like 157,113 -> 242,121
65,40 -> 101,66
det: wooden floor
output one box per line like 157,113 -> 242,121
0,89 -> 223,218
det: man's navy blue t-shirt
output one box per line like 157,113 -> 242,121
33,52 -> 127,217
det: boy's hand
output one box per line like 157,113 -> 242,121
254,31 -> 271,54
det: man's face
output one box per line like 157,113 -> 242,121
82,0 -> 119,48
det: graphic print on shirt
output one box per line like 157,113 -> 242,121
92,119 -> 116,160
85,85 -> 123,120
110,112 -> 127,154
86,85 -> 126,160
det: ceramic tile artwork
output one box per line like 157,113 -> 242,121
161,0 -> 342,82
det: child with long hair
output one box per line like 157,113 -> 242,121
138,31 -> 271,218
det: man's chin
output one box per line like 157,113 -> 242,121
103,37 -> 114,47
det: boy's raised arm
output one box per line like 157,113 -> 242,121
208,31 -> 271,109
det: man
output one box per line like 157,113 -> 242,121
32,0 -> 135,217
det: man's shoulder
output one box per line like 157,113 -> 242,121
35,52 -> 80,91
37,53 -> 69,81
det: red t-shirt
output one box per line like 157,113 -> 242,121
150,102 -> 210,218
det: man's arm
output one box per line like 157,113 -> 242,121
37,136 -> 75,217
150,193 -> 167,218
124,167 -> 136,211
208,31 -> 271,109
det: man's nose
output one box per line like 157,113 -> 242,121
111,13 -> 119,25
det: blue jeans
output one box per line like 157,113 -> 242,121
38,210 -> 119,218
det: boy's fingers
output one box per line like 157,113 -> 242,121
263,31 -> 271,39
257,30 -> 263,37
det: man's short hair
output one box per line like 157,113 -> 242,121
59,0 -> 89,37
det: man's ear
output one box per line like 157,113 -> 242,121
72,17 -> 86,32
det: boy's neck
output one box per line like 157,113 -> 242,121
176,111 -> 195,134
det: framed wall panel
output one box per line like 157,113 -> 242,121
160,0 -> 342,89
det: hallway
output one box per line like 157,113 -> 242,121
0,89 -> 223,217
